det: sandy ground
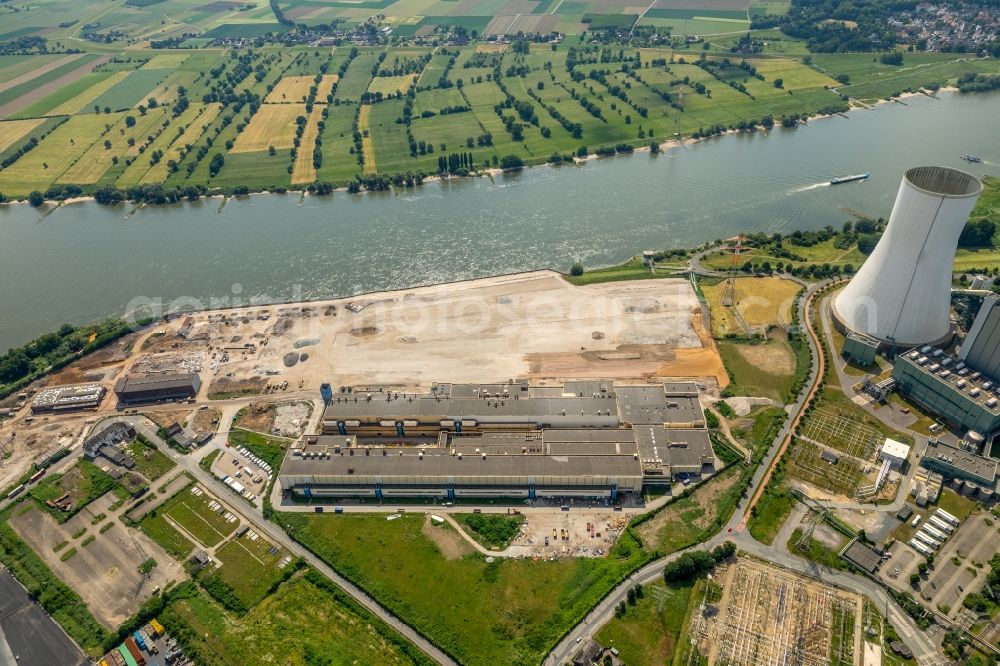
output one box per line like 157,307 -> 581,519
503,510 -> 630,558
143,271 -> 726,391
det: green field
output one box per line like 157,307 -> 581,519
139,512 -> 196,560
594,580 -> 696,666
90,68 -> 170,111
163,571 -> 433,666
125,437 -> 176,481
206,533 -> 291,608
277,512 -> 649,665
0,35 -> 995,199
139,481 -> 237,553
28,461 -> 120,523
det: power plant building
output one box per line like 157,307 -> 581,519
279,381 -> 715,500
920,438 -> 998,489
835,167 -> 983,347
892,347 -> 1000,435
960,294 -> 1000,380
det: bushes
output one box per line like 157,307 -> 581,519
455,514 -> 524,550
498,154 -> 525,170
199,571 -> 249,614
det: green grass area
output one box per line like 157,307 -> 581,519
453,513 -> 525,550
139,512 -> 196,560
719,337 -> 804,402
139,480 -> 236,552
126,436 -> 176,481
89,68 -> 170,112
594,580 -> 695,666
635,463 -> 747,554
163,571 -> 433,666
276,512 -> 650,665
28,461 -> 119,523
202,534 -> 293,609
228,429 -> 287,470
199,449 -> 220,473
747,473 -> 796,545
562,257 -> 663,286
787,527 -> 851,571
935,489 -> 977,523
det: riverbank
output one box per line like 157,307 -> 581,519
1,89 -> 996,353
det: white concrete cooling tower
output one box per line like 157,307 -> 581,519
834,166 -> 982,347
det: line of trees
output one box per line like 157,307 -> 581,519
663,541 -> 736,582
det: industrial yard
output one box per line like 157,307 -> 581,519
706,558 -> 862,666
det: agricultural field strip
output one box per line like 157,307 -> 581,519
0,53 -> 82,95
58,107 -> 169,185
0,118 -> 46,153
139,103 -> 222,185
48,71 -> 130,117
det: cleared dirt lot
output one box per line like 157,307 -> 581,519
10,492 -> 184,628
151,271 -> 727,391
500,510 -> 630,558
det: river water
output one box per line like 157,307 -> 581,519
1,91 -> 998,352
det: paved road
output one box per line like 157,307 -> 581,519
116,416 -> 458,666
547,278 -> 946,666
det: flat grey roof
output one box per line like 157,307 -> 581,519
323,394 -> 619,421
897,352 -> 1000,416
115,373 -> 199,394
0,569 -> 88,666
924,439 -> 997,482
279,447 -> 643,479
634,427 -> 713,468
616,386 -> 702,425
841,540 -> 881,573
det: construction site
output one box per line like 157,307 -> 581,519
140,270 -> 728,392
705,558 -> 862,666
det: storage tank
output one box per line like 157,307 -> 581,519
834,166 -> 983,347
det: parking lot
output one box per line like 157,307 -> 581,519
924,513 -> 996,614
881,511 -> 995,616
211,447 -> 271,502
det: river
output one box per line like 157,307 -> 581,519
1,91 -> 998,352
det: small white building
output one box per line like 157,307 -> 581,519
879,437 -> 911,470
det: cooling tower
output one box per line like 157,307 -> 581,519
834,166 -> 983,347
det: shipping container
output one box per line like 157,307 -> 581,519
928,515 -> 954,534
149,618 -> 165,637
133,631 -> 147,651
124,636 -> 146,666
117,645 -> 138,666
934,508 -> 960,526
